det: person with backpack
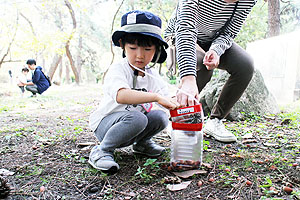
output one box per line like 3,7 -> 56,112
25,59 -> 50,97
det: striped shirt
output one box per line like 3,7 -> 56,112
164,0 -> 257,78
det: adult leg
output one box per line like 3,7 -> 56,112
25,85 -> 38,96
196,49 -> 214,93
211,42 -> 254,119
197,42 -> 254,142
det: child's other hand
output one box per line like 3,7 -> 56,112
157,95 -> 180,110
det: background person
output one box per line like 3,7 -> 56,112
16,67 -> 30,97
164,0 -> 257,143
25,59 -> 50,97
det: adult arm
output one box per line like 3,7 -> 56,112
204,1 -> 256,70
175,0 -> 200,106
210,1 -> 257,57
32,69 -> 41,84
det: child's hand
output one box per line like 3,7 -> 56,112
157,95 -> 180,110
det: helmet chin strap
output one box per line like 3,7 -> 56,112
146,46 -> 161,69
126,57 -> 200,105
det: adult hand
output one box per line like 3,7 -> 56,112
177,75 -> 199,107
203,50 -> 220,70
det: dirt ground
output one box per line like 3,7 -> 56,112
0,83 -> 299,200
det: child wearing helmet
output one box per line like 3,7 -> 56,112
88,10 -> 180,173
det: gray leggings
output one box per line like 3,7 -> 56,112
94,110 -> 169,154
196,41 -> 254,119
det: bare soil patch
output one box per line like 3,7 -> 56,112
0,84 -> 299,200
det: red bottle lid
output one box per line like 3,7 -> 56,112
170,104 -> 203,131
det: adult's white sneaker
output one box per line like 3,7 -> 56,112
203,118 -> 237,143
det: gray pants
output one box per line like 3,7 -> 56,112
94,110 -> 169,155
196,41 -> 254,119
25,85 -> 38,95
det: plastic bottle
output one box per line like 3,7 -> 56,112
169,104 -> 204,171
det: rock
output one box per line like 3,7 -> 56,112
199,69 -> 279,121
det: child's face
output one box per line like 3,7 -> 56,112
124,42 -> 156,69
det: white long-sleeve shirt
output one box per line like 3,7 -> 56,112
164,0 -> 256,78
89,58 -> 169,132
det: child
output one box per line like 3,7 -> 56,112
88,10 -> 179,173
16,67 -> 29,97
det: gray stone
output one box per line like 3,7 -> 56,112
199,69 -> 279,121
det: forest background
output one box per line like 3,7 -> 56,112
0,0 -> 299,85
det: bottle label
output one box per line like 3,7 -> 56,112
177,107 -> 194,114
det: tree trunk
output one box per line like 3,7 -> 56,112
268,0 -> 280,37
64,0 -> 79,84
77,36 -> 83,82
102,0 -> 125,83
65,42 -> 79,84
0,13 -> 19,69
58,58 -> 63,85
48,54 -> 62,80
66,61 -> 70,84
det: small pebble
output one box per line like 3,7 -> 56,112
89,186 -> 99,193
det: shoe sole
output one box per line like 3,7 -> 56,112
203,129 -> 237,143
88,160 -> 119,174
133,150 -> 163,157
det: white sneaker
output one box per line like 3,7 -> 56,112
203,118 -> 237,143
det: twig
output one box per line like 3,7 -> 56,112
72,183 -> 87,198
205,192 -> 213,200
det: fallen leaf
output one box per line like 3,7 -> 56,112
128,192 -> 136,197
38,138 -> 52,143
292,163 -> 299,167
230,154 -> 244,159
80,146 -> 91,152
202,163 -> 212,169
77,142 -> 95,147
269,165 -> 277,170
166,181 -> 192,191
242,133 -> 253,139
242,139 -> 258,144
172,170 -> 207,178
281,118 -> 292,125
263,142 -> 279,147
269,186 -> 279,194
162,176 -> 181,184
0,168 -> 15,176
227,195 -> 236,199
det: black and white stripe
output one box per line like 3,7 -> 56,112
164,0 -> 256,78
